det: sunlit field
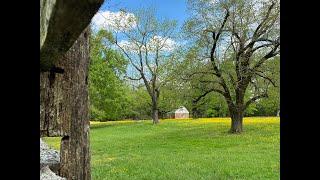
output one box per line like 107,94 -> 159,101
44,117 -> 280,180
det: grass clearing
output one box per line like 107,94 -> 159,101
43,117 -> 279,180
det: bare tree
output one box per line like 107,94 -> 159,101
184,0 -> 280,133
111,9 -> 177,124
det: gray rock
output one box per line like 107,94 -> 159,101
40,166 -> 66,180
40,138 -> 49,149
40,138 -> 60,173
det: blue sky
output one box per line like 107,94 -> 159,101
92,1 -> 190,83
99,0 -> 189,28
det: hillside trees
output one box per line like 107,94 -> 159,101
183,0 -> 280,133
89,29 -> 132,121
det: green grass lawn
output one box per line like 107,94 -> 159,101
43,117 -> 280,180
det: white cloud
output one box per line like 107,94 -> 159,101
118,36 -> 176,53
148,36 -> 177,52
209,0 -> 217,5
117,40 -> 140,52
252,0 -> 274,14
91,10 -> 137,32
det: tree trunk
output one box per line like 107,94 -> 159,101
152,108 -> 159,124
229,110 -> 244,133
152,97 -> 159,124
40,29 -> 91,179
191,101 -> 198,119
191,108 -> 197,119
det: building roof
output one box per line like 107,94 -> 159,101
175,106 -> 189,114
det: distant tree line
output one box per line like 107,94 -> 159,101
88,0 -> 280,130
88,29 -> 279,121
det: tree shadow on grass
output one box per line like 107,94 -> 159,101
90,121 -> 139,130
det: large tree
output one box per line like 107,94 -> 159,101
183,0 -> 280,133
110,9 -> 177,124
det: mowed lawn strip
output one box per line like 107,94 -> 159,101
43,117 -> 280,180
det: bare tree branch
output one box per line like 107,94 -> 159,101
252,42 -> 280,70
125,75 -> 142,81
251,43 -> 274,52
192,89 -> 213,104
254,72 -> 277,87
244,93 -> 268,110
115,40 -> 141,72
184,71 -> 219,79
227,72 -> 237,89
252,2 -> 276,40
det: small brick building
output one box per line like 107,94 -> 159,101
167,106 -> 189,119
